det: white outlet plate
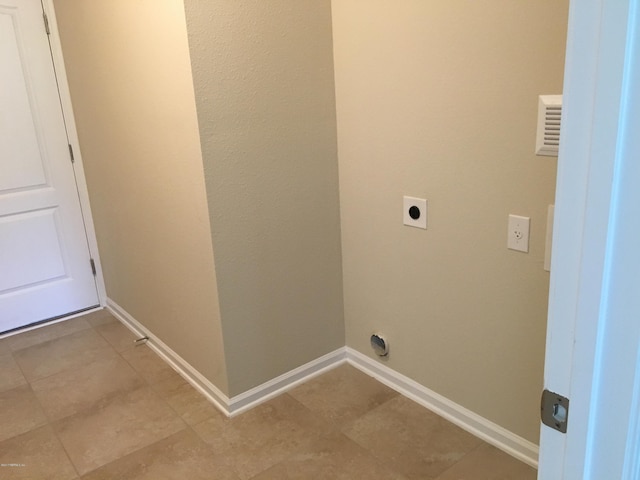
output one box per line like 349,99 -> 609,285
507,214 -> 530,252
403,196 -> 427,229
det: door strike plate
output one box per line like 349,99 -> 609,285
541,389 -> 569,433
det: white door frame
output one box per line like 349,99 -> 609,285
41,0 -> 106,307
538,0 -> 640,478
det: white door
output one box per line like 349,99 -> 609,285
0,0 -> 99,333
538,0 -> 640,478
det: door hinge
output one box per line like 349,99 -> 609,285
68,144 -> 75,163
90,258 -> 97,276
43,12 -> 50,35
541,389 -> 570,433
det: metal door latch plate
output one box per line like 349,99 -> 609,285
541,389 -> 569,433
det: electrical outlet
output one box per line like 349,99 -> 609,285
403,196 -> 427,229
508,214 -> 530,252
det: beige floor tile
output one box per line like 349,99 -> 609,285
0,310 -> 535,479
121,345 -> 180,384
0,352 -> 27,393
434,443 -> 537,480
0,385 -> 48,442
94,320 -> 138,352
83,309 -> 117,327
0,425 -> 78,480
343,395 -> 483,480
13,329 -> 112,382
53,386 -> 186,476
31,353 -> 145,421
288,364 -> 399,426
249,431 -> 409,480
151,374 -> 221,426
194,394 -> 325,480
81,429 -> 239,480
3,317 -> 92,353
0,336 -> 11,356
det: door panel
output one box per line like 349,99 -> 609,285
0,209 -> 66,292
0,9 -> 46,191
0,0 -> 99,332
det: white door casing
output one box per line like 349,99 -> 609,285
0,0 -> 100,332
538,0 -> 640,478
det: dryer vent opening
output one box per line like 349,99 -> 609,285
370,333 -> 389,357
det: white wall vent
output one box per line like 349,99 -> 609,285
536,95 -> 562,157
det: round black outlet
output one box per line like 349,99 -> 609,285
409,206 -> 421,220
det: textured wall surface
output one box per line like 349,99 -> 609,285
332,0 -> 569,443
184,0 -> 344,395
54,0 -> 228,392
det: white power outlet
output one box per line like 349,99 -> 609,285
403,196 -> 427,229
507,214 -> 530,253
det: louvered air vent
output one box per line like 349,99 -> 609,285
536,95 -> 562,157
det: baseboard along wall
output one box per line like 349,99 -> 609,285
105,299 -> 538,468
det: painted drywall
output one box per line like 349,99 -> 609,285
332,1 -> 568,443
184,0 -> 344,395
53,0 -> 228,392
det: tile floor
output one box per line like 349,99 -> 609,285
0,310 -> 538,479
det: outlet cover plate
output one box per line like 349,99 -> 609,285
508,214 -> 530,252
403,196 -> 427,229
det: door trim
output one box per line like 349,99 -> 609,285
538,0 -> 640,477
41,0 -> 106,306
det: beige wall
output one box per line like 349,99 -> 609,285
332,1 -> 568,443
53,0 -> 228,392
184,0 -> 344,395
54,0 -> 567,444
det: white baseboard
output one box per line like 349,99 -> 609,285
106,299 -> 230,415
228,348 -> 347,417
104,299 -> 537,467
105,298 -> 346,417
345,347 -> 539,468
